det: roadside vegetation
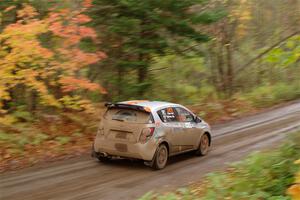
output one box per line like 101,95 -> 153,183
139,132 -> 300,200
0,0 -> 299,172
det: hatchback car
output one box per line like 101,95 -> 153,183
92,100 -> 212,169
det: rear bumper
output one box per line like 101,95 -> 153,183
93,136 -> 157,161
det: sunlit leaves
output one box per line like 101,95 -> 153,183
230,0 -> 252,38
265,35 -> 300,67
0,5 -> 53,110
287,159 -> 300,200
17,3 -> 39,19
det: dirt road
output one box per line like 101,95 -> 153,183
1,102 -> 300,200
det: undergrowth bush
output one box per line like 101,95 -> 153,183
244,82 -> 300,108
139,132 -> 300,200
201,133 -> 300,200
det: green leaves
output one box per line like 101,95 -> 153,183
191,10 -> 227,24
90,0 -> 215,98
265,35 -> 300,68
138,133 -> 300,200
244,82 -> 300,108
55,136 -> 71,145
200,135 -> 300,200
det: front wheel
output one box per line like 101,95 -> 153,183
195,134 -> 210,156
152,144 -> 168,170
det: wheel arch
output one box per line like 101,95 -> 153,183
159,141 -> 170,155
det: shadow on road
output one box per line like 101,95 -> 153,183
95,151 -> 198,170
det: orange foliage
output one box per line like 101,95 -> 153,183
0,2 -> 106,114
82,0 -> 93,8
288,159 -> 300,200
60,77 -> 107,94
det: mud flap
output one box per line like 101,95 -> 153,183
144,145 -> 159,168
91,143 -> 97,158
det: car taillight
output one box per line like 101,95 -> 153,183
139,127 -> 155,144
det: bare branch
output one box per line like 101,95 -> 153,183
235,31 -> 299,75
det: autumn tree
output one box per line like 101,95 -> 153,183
0,1 -> 105,123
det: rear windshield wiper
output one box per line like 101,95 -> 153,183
112,118 -> 124,122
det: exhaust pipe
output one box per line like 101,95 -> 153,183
91,149 -> 108,158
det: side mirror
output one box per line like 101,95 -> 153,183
194,116 -> 202,123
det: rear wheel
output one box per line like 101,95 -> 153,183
152,144 -> 168,170
97,156 -> 111,162
195,133 -> 210,156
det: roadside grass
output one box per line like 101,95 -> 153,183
139,132 -> 300,200
243,82 -> 300,108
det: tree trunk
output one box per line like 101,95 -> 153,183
117,66 -> 123,99
137,64 -> 148,96
28,90 -> 37,113
216,43 -> 226,93
225,43 -> 234,96
137,51 -> 149,96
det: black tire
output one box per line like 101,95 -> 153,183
91,143 -> 97,157
152,144 -> 168,170
195,133 -> 210,156
97,156 -> 111,163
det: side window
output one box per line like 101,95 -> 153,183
175,107 -> 194,122
157,107 -> 178,123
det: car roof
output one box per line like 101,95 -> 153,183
118,100 -> 180,110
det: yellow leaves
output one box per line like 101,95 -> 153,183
296,173 -> 300,185
229,0 -> 252,39
288,184 -> 300,200
2,21 -> 48,45
0,3 -> 104,114
0,87 -> 11,101
17,3 -> 38,20
59,96 -> 95,113
288,159 -> 300,200
19,69 -> 60,108
0,115 -> 17,126
0,4 -> 58,110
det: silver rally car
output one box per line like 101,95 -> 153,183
92,100 -> 212,169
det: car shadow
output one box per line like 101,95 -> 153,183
95,151 -> 198,170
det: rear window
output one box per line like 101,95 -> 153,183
104,108 -> 153,123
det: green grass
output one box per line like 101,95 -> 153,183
139,132 -> 300,200
244,82 -> 300,108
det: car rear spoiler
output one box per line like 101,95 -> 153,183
104,102 -> 151,113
